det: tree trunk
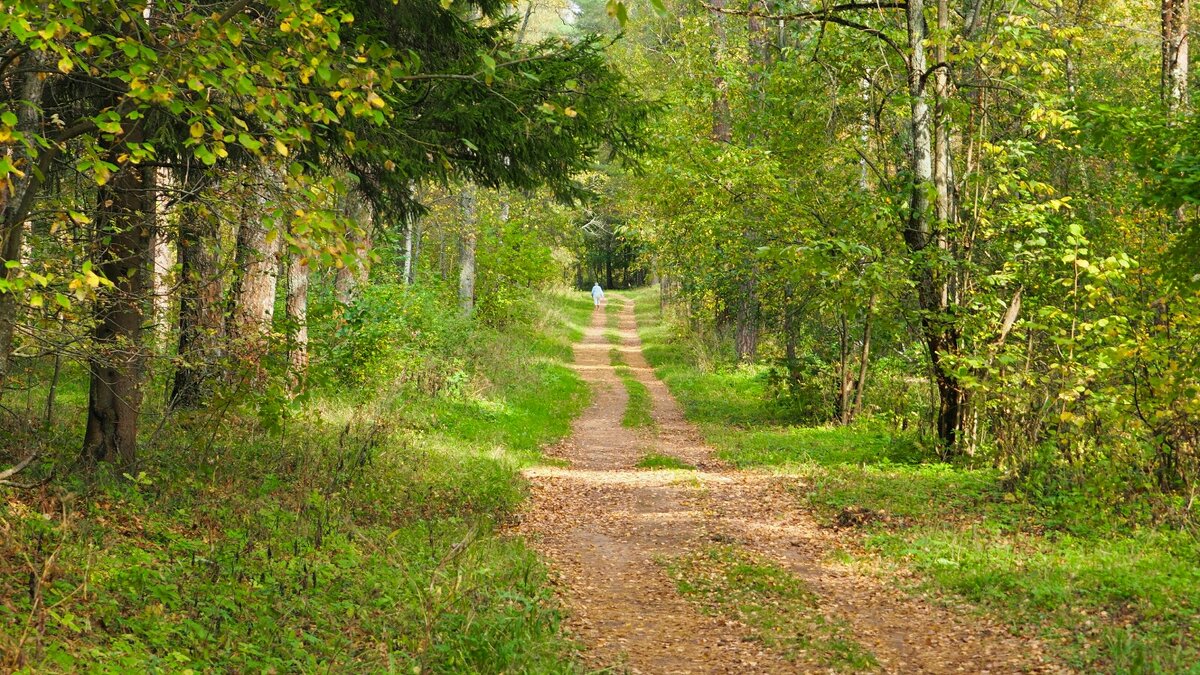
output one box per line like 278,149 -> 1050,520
170,200 -> 226,409
403,207 -> 419,286
852,296 -> 875,419
934,0 -> 956,233
0,52 -> 48,397
906,0 -> 964,450
83,130 -> 150,465
1163,0 -> 1189,226
1163,0 -> 1190,112
146,167 -> 173,341
229,179 -> 281,364
458,184 -> 477,316
838,314 -> 851,425
285,249 -> 309,388
335,195 -> 372,305
733,276 -> 759,361
710,0 -> 732,144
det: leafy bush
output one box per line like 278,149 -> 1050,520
326,284 -> 472,393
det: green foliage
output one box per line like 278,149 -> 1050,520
476,219 -> 561,328
326,283 -> 472,392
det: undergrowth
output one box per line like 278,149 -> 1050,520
0,287 -> 593,672
628,285 -> 1200,674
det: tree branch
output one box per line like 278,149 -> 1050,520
0,452 -> 36,481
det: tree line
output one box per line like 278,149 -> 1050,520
0,0 -> 647,472
601,0 -> 1200,490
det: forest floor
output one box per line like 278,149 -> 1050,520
516,296 -> 1065,673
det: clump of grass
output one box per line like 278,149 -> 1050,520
604,296 -> 622,331
609,346 -> 653,429
635,453 -> 695,470
666,545 -> 877,670
609,347 -> 626,365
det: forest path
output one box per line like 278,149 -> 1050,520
516,297 -> 1062,674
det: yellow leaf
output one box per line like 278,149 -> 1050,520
274,138 -> 289,156
190,122 -> 204,138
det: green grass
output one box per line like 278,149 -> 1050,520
604,295 -> 621,332
0,288 -> 590,673
634,453 -> 695,470
666,545 -> 877,671
608,347 -> 653,429
628,284 -> 1200,673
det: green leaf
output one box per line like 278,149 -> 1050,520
225,23 -> 243,46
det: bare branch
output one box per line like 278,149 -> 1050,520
0,452 -> 37,481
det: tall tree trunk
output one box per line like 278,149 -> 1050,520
1164,0 -> 1189,227
229,178 -> 281,365
838,314 -> 852,425
733,277 -> 758,361
335,195 -> 371,305
934,0 -> 955,233
83,129 -> 150,465
605,229 -> 614,289
1163,0 -> 1190,112
458,184 -> 477,316
852,296 -> 875,419
710,0 -> 732,144
170,200 -> 225,409
906,0 -> 964,450
147,167 -> 174,344
733,2 -> 768,363
0,52 -> 48,397
403,214 -> 417,285
285,249 -> 309,389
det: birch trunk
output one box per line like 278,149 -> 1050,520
458,184 -> 478,316
148,167 -> 174,343
1163,0 -> 1190,112
229,178 -> 281,363
286,250 -> 309,387
907,0 -> 965,450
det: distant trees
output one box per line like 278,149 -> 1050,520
610,0 -> 1200,487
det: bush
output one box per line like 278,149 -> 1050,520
326,284 -> 472,394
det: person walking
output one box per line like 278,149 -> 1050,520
591,282 -> 605,308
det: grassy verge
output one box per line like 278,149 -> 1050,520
666,545 -> 876,671
0,288 -> 591,673
635,453 -> 695,470
608,347 -> 653,429
627,286 -> 1200,674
